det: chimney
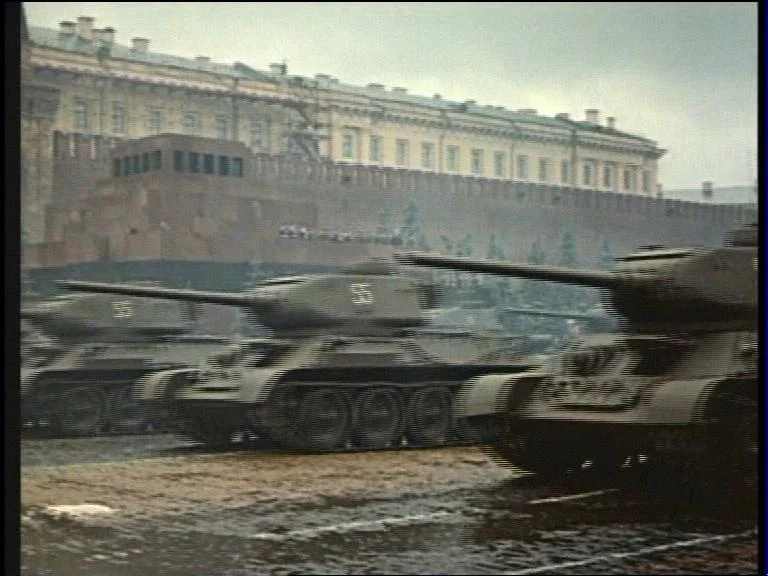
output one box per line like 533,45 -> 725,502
195,56 -> 211,63
606,116 -> 616,129
76,16 -> 94,40
433,94 -> 442,100
315,73 -> 331,82
392,87 -> 407,94
269,62 -> 285,75
585,109 -> 599,124
702,181 -> 714,200
368,83 -> 385,90
131,37 -> 150,52
555,112 -> 570,120
101,26 -> 115,44
59,21 -> 76,37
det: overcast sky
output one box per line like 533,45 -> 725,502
24,2 -> 758,190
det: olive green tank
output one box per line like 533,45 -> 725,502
58,262 -> 555,451
21,286 -> 231,436
396,223 -> 758,490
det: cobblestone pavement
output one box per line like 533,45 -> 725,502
20,435 -> 759,575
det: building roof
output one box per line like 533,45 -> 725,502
662,185 -> 758,205
28,20 -> 659,148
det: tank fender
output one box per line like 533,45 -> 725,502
455,372 -> 547,419
237,369 -> 291,405
136,368 -> 199,402
644,378 -> 719,425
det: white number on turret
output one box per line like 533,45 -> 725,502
112,301 -> 134,318
349,283 -> 374,305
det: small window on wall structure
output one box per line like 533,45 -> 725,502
131,154 -> 141,174
142,152 -> 151,173
232,157 -> 243,178
123,156 -> 131,176
583,162 -> 593,186
218,155 -> 230,176
203,154 -> 215,174
174,150 -> 186,172
560,160 -> 570,184
188,152 -> 200,173
112,158 -> 121,177
538,158 -> 549,182
151,150 -> 162,171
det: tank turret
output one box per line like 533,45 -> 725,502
397,223 -> 757,334
21,284 -> 204,343
58,262 -> 441,337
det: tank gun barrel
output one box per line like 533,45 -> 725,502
503,307 -> 608,321
396,252 -> 621,289
57,280 -> 274,310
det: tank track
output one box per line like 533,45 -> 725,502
21,374 -> 156,438
165,380 -> 483,453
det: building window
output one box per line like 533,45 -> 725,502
183,112 -> 201,135
73,98 -> 89,130
342,132 -> 355,159
493,152 -> 506,177
516,155 -> 529,180
469,149 -> 484,175
218,155 -> 230,176
151,150 -> 162,170
232,157 -> 243,178
369,135 -> 382,162
123,156 -> 131,176
421,142 -> 435,170
142,152 -> 151,173
623,168 -> 632,191
131,154 -> 141,174
250,118 -> 267,151
111,103 -> 126,134
560,160 -> 570,184
538,158 -> 549,182
174,150 -> 185,172
188,152 -> 200,173
603,165 -> 613,189
148,108 -> 164,135
446,146 -> 460,172
112,158 -> 121,177
216,116 -> 230,140
396,139 -> 410,166
583,162 -> 594,186
642,170 -> 650,193
203,153 -> 215,174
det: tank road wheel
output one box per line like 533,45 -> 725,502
488,428 -> 585,478
55,386 -> 106,437
179,419 -> 236,447
714,394 -> 758,493
406,386 -> 453,447
352,388 -> 404,449
296,389 -> 351,451
108,385 -> 148,434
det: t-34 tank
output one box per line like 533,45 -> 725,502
58,262 -> 536,451
396,224 -> 758,489
21,287 -> 231,436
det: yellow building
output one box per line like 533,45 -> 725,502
22,13 -> 665,242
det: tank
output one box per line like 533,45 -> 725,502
57,261 -> 540,451
396,223 -> 758,489
21,287 -> 232,436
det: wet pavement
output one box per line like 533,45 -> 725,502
20,435 -> 759,575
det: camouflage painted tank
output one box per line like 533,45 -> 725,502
21,286 -> 231,436
397,223 -> 758,490
58,262 -> 549,451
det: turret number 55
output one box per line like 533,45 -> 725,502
350,283 -> 374,305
